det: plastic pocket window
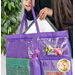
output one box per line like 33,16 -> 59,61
38,37 -> 69,56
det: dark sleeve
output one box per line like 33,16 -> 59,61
71,0 -> 73,5
24,0 -> 40,20
69,22 -> 73,58
24,7 -> 35,20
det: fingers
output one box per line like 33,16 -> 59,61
39,10 -> 46,20
32,0 -> 35,7
43,14 -> 46,20
25,2 -> 31,7
23,0 -> 32,11
39,10 -> 43,20
23,0 -> 31,7
41,14 -> 46,20
39,13 -> 45,20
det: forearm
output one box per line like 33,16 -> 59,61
47,8 -> 55,20
47,8 -> 53,18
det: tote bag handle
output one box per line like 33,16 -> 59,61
19,5 -> 40,34
19,12 -> 28,34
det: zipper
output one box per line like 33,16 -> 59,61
38,36 -> 68,39
40,56 -> 70,60
6,38 -> 33,40
6,34 -> 68,40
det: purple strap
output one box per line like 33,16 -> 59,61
31,5 -> 40,33
19,12 -> 28,34
25,13 -> 28,30
19,5 -> 40,34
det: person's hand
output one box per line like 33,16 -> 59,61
39,7 -> 53,20
23,0 -> 35,11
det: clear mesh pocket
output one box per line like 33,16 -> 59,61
6,39 -> 34,58
6,58 -> 30,75
38,37 -> 69,56
40,59 -> 72,75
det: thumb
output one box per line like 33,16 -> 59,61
32,0 -> 35,7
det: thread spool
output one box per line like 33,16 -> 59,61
32,54 -> 37,59
54,47 -> 63,55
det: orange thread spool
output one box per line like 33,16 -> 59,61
54,47 -> 63,55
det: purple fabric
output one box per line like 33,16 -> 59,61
6,31 -> 70,57
40,56 -> 72,75
6,5 -> 72,75
19,12 -> 28,34
31,59 -> 41,75
6,30 -> 72,75
25,12 -> 28,30
38,37 -> 70,57
31,5 -> 40,33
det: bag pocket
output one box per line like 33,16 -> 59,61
6,58 -> 30,75
40,57 -> 72,75
31,58 -> 41,75
6,38 -> 34,58
37,36 -> 70,57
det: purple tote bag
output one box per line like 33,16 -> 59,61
6,5 -> 72,75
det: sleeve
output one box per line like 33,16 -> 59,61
24,6 -> 36,21
71,0 -> 73,5
69,22 -> 73,58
